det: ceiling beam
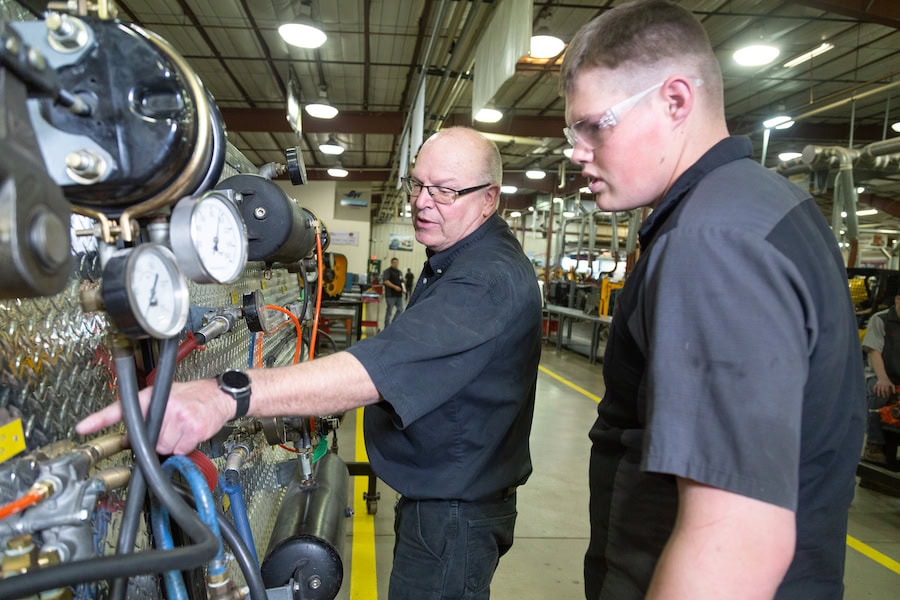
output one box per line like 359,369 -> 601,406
788,0 -> 900,29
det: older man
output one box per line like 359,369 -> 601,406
78,126 -> 542,600
561,1 -> 865,599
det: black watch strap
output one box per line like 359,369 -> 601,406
217,370 -> 252,418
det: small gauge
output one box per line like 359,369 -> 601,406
101,244 -> 190,339
170,189 -> 248,283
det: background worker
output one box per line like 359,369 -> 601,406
561,1 -> 865,598
78,126 -> 543,600
404,267 -> 414,303
381,257 -> 404,327
861,292 -> 900,465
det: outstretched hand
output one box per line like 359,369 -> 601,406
76,378 -> 234,456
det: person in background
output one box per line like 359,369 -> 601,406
77,126 -> 543,600
404,267 -> 414,303
861,292 -> 900,465
381,257 -> 404,327
560,1 -> 865,598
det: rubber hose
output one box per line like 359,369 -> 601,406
221,471 -> 259,565
0,352 -> 218,599
150,500 -> 188,600
172,483 -> 268,600
110,336 -> 181,600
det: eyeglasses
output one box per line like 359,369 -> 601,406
401,177 -> 491,205
563,80 -> 666,150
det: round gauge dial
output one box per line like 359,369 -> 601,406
102,244 -> 190,339
170,190 -> 248,283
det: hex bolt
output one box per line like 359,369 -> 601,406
5,36 -> 20,55
253,207 -> 267,220
65,150 -> 104,180
308,576 -> 321,590
26,48 -> 46,71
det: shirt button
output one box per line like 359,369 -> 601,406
437,269 -> 443,274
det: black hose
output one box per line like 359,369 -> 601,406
110,336 -> 181,600
173,484 -> 268,600
0,347 -> 219,599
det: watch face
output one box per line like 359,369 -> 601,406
221,370 -> 250,390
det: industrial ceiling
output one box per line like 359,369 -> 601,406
6,0 -> 900,229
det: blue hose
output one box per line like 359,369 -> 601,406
149,500 -> 188,600
220,471 -> 259,566
153,456 -> 227,584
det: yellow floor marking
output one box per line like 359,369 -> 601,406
349,406 -> 378,599
538,364 -> 602,403
539,364 -> 900,574
847,535 -> 900,574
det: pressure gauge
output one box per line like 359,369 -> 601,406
170,189 -> 248,283
101,244 -> 190,339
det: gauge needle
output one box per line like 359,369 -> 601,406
148,273 -> 159,308
213,216 -> 221,252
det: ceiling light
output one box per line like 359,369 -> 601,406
530,33 -> 565,59
892,122 -> 900,133
475,107 -> 503,123
528,206 -> 534,212
318,135 -> 344,155
562,211 -> 575,218
327,164 -> 348,178
525,167 -> 546,180
510,211 -> 522,218
279,22 -> 326,49
733,44 -> 779,67
841,209 -> 878,217
579,187 -> 591,194
305,99 -> 338,119
856,187 -> 866,194
778,151 -> 802,162
563,147 -> 574,159
783,43 -> 834,69
500,185 -> 518,194
763,115 -> 793,129
553,197 -> 564,204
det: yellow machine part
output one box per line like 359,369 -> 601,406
324,253 -> 348,297
599,278 -> 624,317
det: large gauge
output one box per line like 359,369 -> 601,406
170,190 -> 248,283
101,244 -> 190,339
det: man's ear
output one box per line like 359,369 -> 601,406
662,77 -> 695,126
482,186 -> 501,217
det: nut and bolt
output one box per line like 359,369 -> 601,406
253,207 -> 267,220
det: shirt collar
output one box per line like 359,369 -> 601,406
639,136 -> 753,247
425,213 -> 504,273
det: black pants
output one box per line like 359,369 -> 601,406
388,495 -> 517,600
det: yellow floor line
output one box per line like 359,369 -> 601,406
538,364 -> 602,403
350,407 -> 378,599
539,364 -> 900,574
847,534 -> 900,574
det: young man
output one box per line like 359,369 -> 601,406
78,127 -> 543,600
381,257 -> 404,327
560,1 -> 865,598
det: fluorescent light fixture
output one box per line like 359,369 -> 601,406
318,135 -> 344,155
783,43 -> 834,69
475,107 -> 503,123
778,151 -> 802,161
763,115 -> 793,129
510,211 -> 522,218
841,209 -> 878,217
733,44 -> 779,67
327,165 -> 348,178
525,168 -> 547,180
500,185 -> 518,194
530,34 -> 565,59
278,22 -> 327,49
562,210 -> 575,218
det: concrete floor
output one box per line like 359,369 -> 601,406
328,323 -> 900,599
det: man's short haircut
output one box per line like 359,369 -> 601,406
560,0 -> 723,105
424,126 -> 503,186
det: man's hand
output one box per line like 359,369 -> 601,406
874,376 -> 896,398
75,378 -> 234,456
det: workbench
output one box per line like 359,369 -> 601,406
544,304 -> 613,364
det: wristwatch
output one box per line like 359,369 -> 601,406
217,369 -> 252,418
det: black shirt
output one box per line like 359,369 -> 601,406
347,214 -> 543,500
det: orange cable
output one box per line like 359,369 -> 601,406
265,304 -> 304,365
0,490 -> 44,520
308,231 -> 325,360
